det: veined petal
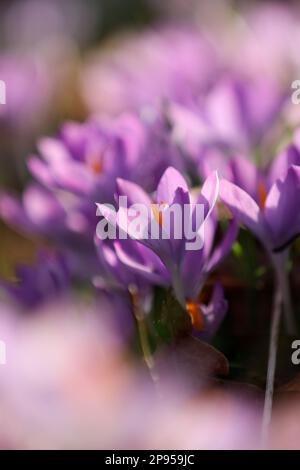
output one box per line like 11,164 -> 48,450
114,241 -> 169,286
200,170 -> 219,219
230,156 -> 260,202
37,137 -> 71,164
116,178 -> 152,207
197,283 -> 228,341
269,144 -> 300,186
264,165 -> 300,249
219,178 -> 265,242
205,219 -> 238,272
156,166 -> 189,205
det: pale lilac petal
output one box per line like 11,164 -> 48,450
200,171 -> 219,219
37,137 -> 71,164
0,193 -> 32,231
198,283 -> 228,341
264,165 -> 300,249
230,156 -> 261,201
198,147 -> 233,181
206,219 -> 238,272
219,179 -> 265,241
27,156 -> 54,187
116,178 -> 152,208
269,145 -> 300,187
23,185 -> 66,229
114,241 -> 169,286
156,166 -> 189,205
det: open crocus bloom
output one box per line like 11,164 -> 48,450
199,137 -> 300,207
28,114 -> 146,202
219,164 -> 300,253
98,166 -> 219,271
98,167 -> 237,338
167,76 -> 286,160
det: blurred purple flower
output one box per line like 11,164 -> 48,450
1,114 -> 156,278
1,250 -> 70,310
28,115 -> 145,202
81,26 -> 218,116
0,55 -> 52,131
95,238 -> 170,291
168,76 -> 286,160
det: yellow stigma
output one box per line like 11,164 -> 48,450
257,181 -> 267,210
186,300 -> 206,331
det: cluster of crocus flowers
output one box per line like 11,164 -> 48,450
3,1 -> 300,450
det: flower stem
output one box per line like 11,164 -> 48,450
272,251 -> 296,336
261,283 -> 282,448
129,285 -> 159,386
170,265 -> 186,309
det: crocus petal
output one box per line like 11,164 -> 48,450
167,102 -> 213,157
27,156 -> 54,187
230,156 -> 261,202
23,185 -> 66,230
205,219 -> 238,272
205,79 -> 246,147
200,171 -> 219,219
180,215 -> 216,300
116,178 -> 152,208
219,179 -> 265,242
198,283 -> 228,341
198,147 -> 233,181
96,203 -> 118,231
97,201 -> 166,260
156,166 -> 189,205
114,241 -> 169,286
264,165 -> 300,249
269,144 -> 300,186
164,186 -> 190,266
0,193 -> 32,232
37,137 -> 71,164
51,160 -> 96,195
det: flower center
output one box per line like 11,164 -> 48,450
151,202 -> 167,226
186,300 -> 206,331
89,157 -> 103,175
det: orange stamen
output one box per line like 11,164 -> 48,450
89,158 -> 103,175
257,181 -> 267,210
151,202 -> 167,226
186,300 -> 206,331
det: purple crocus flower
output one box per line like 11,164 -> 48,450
0,114 -> 152,277
220,164 -> 300,335
199,135 -> 300,210
0,54 -> 53,132
98,167 -> 237,338
93,237 -> 170,332
81,26 -> 217,116
1,250 -> 70,310
167,76 -> 286,162
28,114 -> 146,204
98,167 -> 218,290
219,164 -> 300,253
0,183 -> 100,279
